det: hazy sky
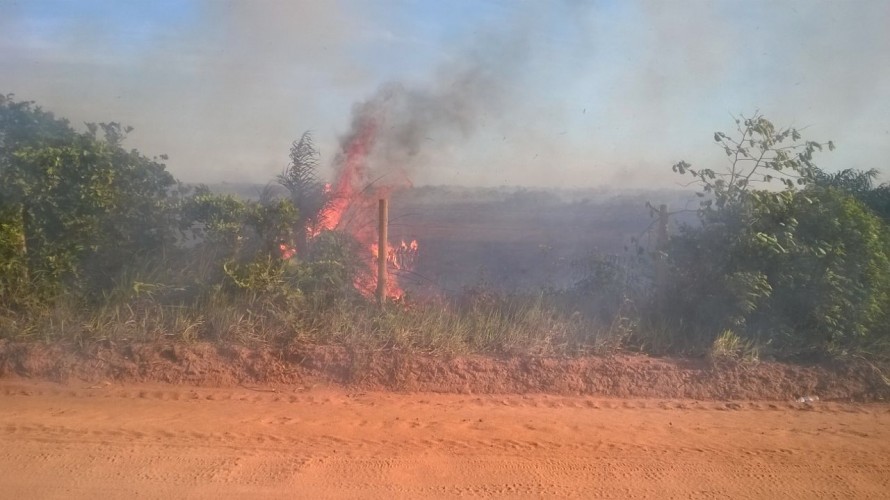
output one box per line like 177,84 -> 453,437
2,0 -> 889,188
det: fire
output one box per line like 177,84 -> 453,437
370,239 -> 419,272
368,239 -> 418,298
315,119 -> 377,234
306,117 -> 418,299
278,243 -> 296,260
390,239 -> 419,270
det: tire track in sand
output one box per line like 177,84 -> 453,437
0,381 -> 888,499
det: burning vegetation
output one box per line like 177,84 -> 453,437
1,93 -> 890,363
288,112 -> 419,300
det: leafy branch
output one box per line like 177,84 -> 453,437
672,112 -> 834,212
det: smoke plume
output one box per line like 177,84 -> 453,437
332,28 -> 531,191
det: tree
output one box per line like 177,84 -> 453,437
664,113 -> 890,357
672,112 -> 834,213
0,94 -> 79,302
0,95 -> 176,302
277,131 -> 328,254
812,167 -> 890,223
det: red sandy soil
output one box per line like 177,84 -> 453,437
1,380 -> 888,499
1,341 -> 889,498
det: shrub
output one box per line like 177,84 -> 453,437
663,114 -> 890,357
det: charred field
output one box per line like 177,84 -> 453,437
387,186 -> 697,293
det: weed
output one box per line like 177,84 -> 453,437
709,330 -> 760,362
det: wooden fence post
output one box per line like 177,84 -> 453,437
376,199 -> 388,306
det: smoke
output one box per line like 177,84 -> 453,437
2,1 -> 889,187
335,27 -> 531,188
591,0 -> 890,183
0,0 -> 373,183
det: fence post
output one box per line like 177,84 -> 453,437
376,198 -> 388,306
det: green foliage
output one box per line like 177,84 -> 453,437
179,187 -> 251,248
223,257 -> 301,304
181,186 -> 298,258
4,96 -> 887,363
812,167 -> 879,195
664,114 -> 890,357
0,96 -> 176,301
177,186 -> 367,304
673,112 -> 832,213
812,167 -> 890,223
710,330 -> 759,362
0,205 -> 30,307
0,94 -> 75,153
753,188 -> 890,351
178,186 -> 302,299
294,230 -> 367,302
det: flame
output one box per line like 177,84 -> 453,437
368,240 -> 417,298
308,118 -> 418,299
389,239 -> 419,270
316,119 -> 377,233
278,243 -> 296,260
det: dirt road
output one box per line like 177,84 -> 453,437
1,381 -> 887,499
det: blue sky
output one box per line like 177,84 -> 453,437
2,0 -> 889,188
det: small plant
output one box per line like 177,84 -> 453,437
709,330 -> 759,362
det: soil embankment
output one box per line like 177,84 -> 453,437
1,340 -> 887,401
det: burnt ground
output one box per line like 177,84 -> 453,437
1,340 -> 887,402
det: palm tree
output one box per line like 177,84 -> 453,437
277,131 -> 328,253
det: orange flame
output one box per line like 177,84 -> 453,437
389,239 -> 419,270
309,118 -> 418,299
278,243 -> 296,260
316,120 -> 377,233
368,240 -> 417,298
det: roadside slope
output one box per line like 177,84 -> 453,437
1,341 -> 888,401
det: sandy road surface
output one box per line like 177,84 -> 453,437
0,381 -> 888,499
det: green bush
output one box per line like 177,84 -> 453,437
1,96 -> 176,302
663,114 -> 890,357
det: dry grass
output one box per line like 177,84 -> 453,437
0,291 -> 626,357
